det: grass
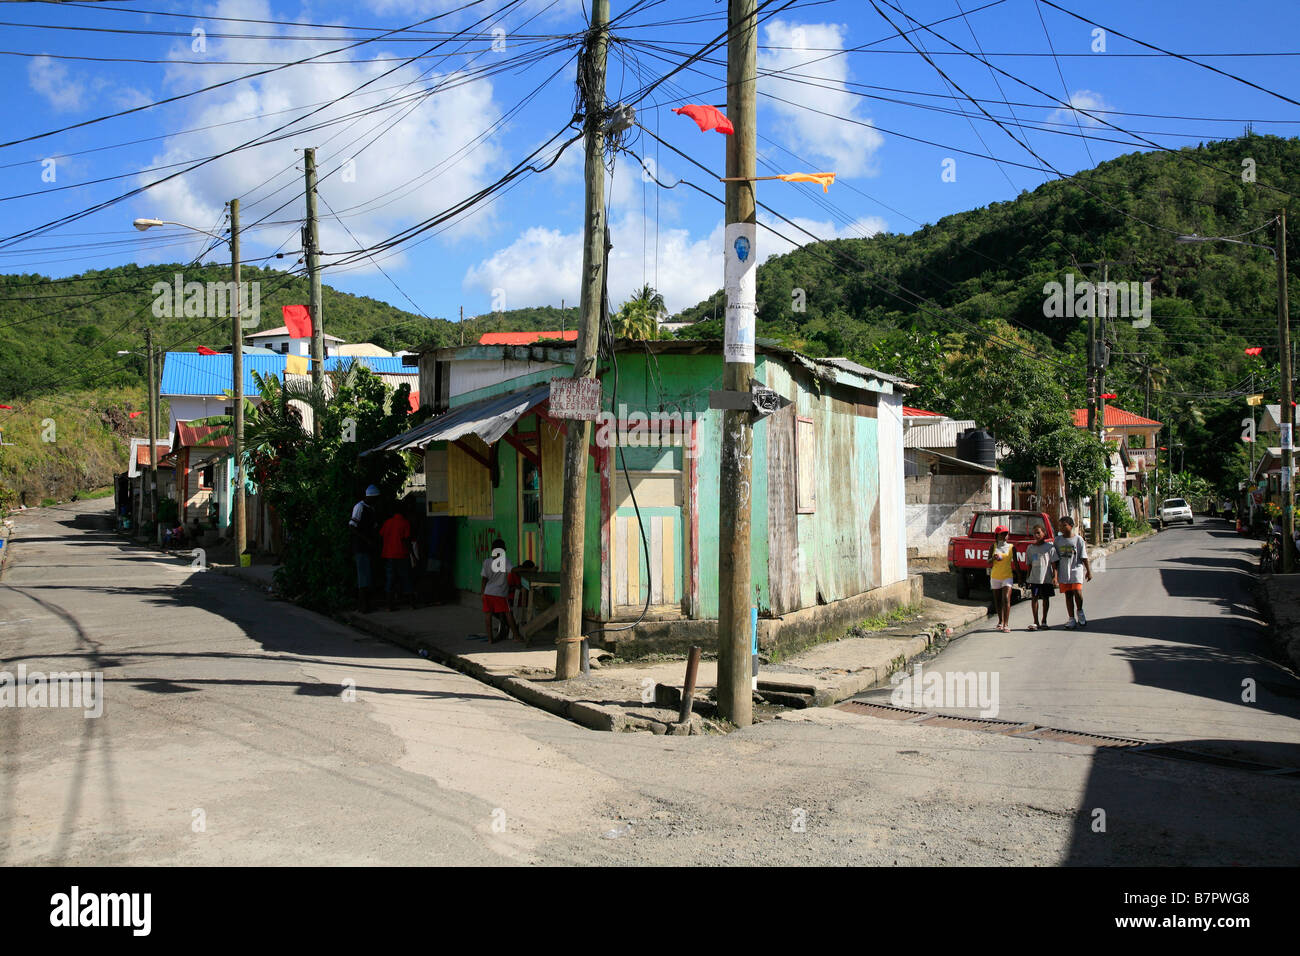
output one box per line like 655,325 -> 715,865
851,601 -> 924,634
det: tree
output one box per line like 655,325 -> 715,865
614,297 -> 660,340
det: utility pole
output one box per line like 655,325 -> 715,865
1279,210 -> 1294,572
230,198 -> 247,564
716,0 -> 758,728
555,0 -> 609,681
145,326 -> 158,531
304,147 -> 324,421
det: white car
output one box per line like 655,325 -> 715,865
1159,498 -> 1194,525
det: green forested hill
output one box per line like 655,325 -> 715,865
0,262 -> 582,398
0,265 -> 576,502
675,134 -> 1300,495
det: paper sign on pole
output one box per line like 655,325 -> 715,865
1283,423 -> 1294,451
724,222 -> 756,364
548,377 -> 602,421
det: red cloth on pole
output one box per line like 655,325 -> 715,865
672,104 -> 734,135
196,346 -> 219,355
129,411 -> 143,418
282,304 -> 313,338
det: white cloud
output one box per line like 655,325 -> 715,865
1047,89 -> 1111,128
136,0 -> 507,272
463,173 -> 888,317
757,21 -> 883,178
28,55 -> 86,112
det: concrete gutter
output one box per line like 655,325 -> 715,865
341,611 -> 704,735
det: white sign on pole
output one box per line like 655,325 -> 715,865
1283,423 -> 1294,451
548,377 -> 602,421
723,222 -> 757,364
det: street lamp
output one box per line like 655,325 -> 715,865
132,206 -> 247,563
1177,217 -> 1291,570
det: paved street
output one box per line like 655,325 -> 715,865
863,521 -> 1300,768
2,501 -> 1298,865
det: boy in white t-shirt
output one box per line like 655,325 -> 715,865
1053,515 -> 1092,628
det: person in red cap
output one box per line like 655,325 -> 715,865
986,525 -> 1017,632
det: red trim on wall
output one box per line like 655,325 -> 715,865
503,432 -> 540,467
453,438 -> 491,469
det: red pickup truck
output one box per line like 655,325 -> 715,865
947,511 -> 1056,599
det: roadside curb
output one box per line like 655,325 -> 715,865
339,611 -> 709,735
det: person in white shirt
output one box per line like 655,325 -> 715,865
1054,515 -> 1093,628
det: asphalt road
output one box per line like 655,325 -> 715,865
862,520 -> 1300,768
2,502 -> 1298,866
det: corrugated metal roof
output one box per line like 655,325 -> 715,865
906,447 -> 999,475
903,419 -> 977,448
160,352 -> 411,396
174,421 -> 231,449
363,384 -> 549,456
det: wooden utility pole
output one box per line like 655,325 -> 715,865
1094,264 -> 1108,547
304,147 -> 324,421
716,0 -> 758,727
230,198 -> 247,563
1279,210 -> 1294,572
555,0 -> 609,681
145,326 -> 158,529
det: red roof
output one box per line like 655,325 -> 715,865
479,330 -> 578,346
136,440 -> 173,466
1071,406 -> 1162,429
903,406 -> 941,417
175,421 -> 231,449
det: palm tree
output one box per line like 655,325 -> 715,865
629,283 -> 666,319
614,298 -> 659,340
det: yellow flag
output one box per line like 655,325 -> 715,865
777,171 -> 836,192
285,354 -> 309,375
1246,394 -> 1264,406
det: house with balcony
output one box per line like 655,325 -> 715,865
1072,405 -> 1161,510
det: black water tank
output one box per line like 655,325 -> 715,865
956,427 -> 997,469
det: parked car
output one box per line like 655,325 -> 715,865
1159,497 -> 1194,525
947,510 -> 1054,599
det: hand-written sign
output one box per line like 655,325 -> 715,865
549,377 -> 603,421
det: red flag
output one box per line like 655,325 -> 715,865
672,104 -> 734,135
129,411 -> 143,419
196,346 -> 219,355
282,304 -> 313,338
409,391 -> 419,413
0,404 -> 12,409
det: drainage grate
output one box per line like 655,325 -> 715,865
917,714 -> 1038,735
1018,727 -> 1147,748
837,700 -> 929,721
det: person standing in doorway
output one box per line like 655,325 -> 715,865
348,485 -> 381,612
1024,523 -> 1058,630
1054,515 -> 1092,628
379,503 -> 414,611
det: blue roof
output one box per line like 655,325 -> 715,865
160,352 -> 410,396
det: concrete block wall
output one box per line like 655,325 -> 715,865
905,474 -> 992,560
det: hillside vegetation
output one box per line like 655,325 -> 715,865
676,134 -> 1299,494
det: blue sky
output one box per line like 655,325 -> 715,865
3,0 -> 1299,329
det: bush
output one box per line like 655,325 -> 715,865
1106,490 -> 1141,534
